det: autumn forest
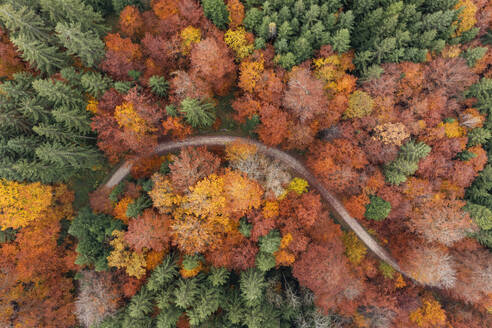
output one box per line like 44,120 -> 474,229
0,0 -> 492,327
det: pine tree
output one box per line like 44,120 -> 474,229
125,195 -> 152,218
0,4 -> 51,41
464,203 -> 492,231
10,34 -> 67,74
68,207 -> 124,271
208,267 -> 230,287
128,288 -> 154,319
365,195 -> 391,221
148,75 -> 169,98
179,98 -> 216,129
256,252 -> 276,272
55,22 -> 105,68
259,230 -> 281,254
467,128 -> 491,146
240,268 -> 266,307
51,107 -> 92,133
201,0 -> 229,30
147,255 -> 178,292
174,277 -> 200,309
35,142 -> 101,169
39,0 -> 107,36
32,79 -> 82,107
81,72 -> 112,98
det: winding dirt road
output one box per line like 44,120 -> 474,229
104,136 -> 405,276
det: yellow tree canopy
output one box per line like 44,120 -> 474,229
0,179 -> 53,230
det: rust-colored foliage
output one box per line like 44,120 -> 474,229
227,0 -> 245,27
89,187 -> 114,215
190,38 -> 236,96
169,146 -> 221,193
0,185 -> 76,328
0,28 -> 24,79
125,209 -> 171,252
131,155 -> 168,179
283,67 -> 328,122
119,6 -> 144,37
256,103 -> 289,146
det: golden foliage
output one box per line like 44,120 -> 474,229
262,201 -> 279,219
438,120 -> 466,138
275,249 -> 295,266
238,58 -> 264,93
313,53 -> 356,97
225,140 -> 257,162
280,233 -> 293,249
343,91 -> 374,119
0,180 -> 53,230
115,102 -> 154,135
373,122 -> 410,146
148,173 -> 182,214
227,0 -> 245,27
113,197 -> 132,224
86,98 -> 98,114
180,26 -> 201,55
224,28 -> 254,60
286,178 -> 309,195
223,169 -> 263,214
145,250 -> 165,270
342,231 -> 368,265
453,0 -> 477,37
409,295 -> 447,328
180,261 -> 203,278
107,230 -> 147,278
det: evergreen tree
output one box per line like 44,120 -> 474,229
240,268 -> 266,307
201,0 -> 229,30
35,142 -> 101,169
81,71 -> 113,98
148,75 -> 169,98
68,207 -> 124,271
51,107 -> 92,133
179,98 -> 216,129
125,195 -> 152,218
128,288 -> 154,319
174,277 -> 200,309
55,22 -> 105,68
365,195 -> 391,221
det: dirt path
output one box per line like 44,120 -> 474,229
104,135 -> 405,276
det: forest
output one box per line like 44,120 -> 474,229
0,0 -> 491,327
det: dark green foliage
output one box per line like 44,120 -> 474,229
112,0 -> 149,13
201,0 -> 229,30
239,217 -> 252,237
241,0 -> 464,71
256,252 -> 276,272
240,268 -> 266,307
463,203 -> 492,231
125,195 -> 152,218
456,150 -> 477,161
114,81 -> 133,94
242,0 -> 350,69
179,98 -> 216,129
461,46 -> 488,67
182,254 -> 201,271
159,159 -> 171,174
384,140 -> 431,185
148,75 -> 169,98
0,227 -> 16,243
208,267 -> 229,287
164,105 -> 177,117
0,0 -> 108,74
365,195 -> 391,221
467,128 -> 491,147
128,70 -> 141,81
55,22 -> 105,67
259,229 -> 281,254
0,73 -> 101,183
465,80 -> 492,249
68,207 -> 124,271
109,180 -> 126,202
96,254 -> 341,328
81,71 -> 113,98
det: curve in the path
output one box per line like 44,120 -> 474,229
104,136 -> 405,276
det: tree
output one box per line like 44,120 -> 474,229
55,22 -> 105,67
149,75 -> 169,98
179,98 -> 216,129
68,207 -> 124,271
240,268 -> 266,307
119,5 -> 143,37
169,146 -> 221,193
75,270 -> 121,328
35,142 -> 101,169
190,37 -> 236,96
282,67 -> 328,122
409,295 -> 447,328
125,209 -> 171,252
365,195 -> 391,221
0,179 -> 52,229
343,90 -> 374,119
201,0 -> 229,30
107,230 -> 147,278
